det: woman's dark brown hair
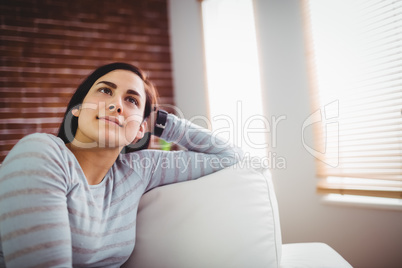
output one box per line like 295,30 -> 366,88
57,62 -> 158,150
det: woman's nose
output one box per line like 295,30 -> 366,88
108,103 -> 123,114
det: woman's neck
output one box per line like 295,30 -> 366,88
66,143 -> 122,185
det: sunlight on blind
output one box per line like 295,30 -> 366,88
304,0 -> 402,198
201,0 -> 267,158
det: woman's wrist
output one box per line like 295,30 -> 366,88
153,109 -> 168,137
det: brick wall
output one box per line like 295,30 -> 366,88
0,0 -> 174,162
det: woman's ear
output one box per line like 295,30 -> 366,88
136,121 -> 148,140
72,108 -> 80,117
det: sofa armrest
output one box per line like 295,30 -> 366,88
123,162 -> 282,268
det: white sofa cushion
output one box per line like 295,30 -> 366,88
123,162 -> 282,268
281,243 -> 353,268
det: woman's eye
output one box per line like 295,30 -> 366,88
126,96 -> 139,106
99,87 -> 112,95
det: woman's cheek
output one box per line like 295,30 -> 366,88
78,109 -> 95,128
123,121 -> 140,144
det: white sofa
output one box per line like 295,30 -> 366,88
123,162 -> 352,268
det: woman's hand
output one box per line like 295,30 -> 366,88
145,110 -> 158,134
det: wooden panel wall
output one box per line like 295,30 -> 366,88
0,0 -> 174,162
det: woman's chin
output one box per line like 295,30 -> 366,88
96,135 -> 125,148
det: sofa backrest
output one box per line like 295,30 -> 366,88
123,162 -> 282,268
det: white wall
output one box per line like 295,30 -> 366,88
168,0 -> 209,121
168,0 -> 402,267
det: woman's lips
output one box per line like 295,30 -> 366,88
97,116 -> 123,127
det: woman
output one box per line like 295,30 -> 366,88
0,62 -> 242,267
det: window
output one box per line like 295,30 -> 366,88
201,0 -> 267,158
302,0 -> 402,199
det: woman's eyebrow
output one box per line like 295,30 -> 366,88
96,81 -> 143,98
96,81 -> 117,89
126,89 -> 143,98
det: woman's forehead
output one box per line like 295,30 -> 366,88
95,69 -> 145,93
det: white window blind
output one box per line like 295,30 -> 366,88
302,0 -> 402,198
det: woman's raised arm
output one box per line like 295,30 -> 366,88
122,113 -> 244,191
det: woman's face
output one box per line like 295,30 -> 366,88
73,69 -> 147,149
